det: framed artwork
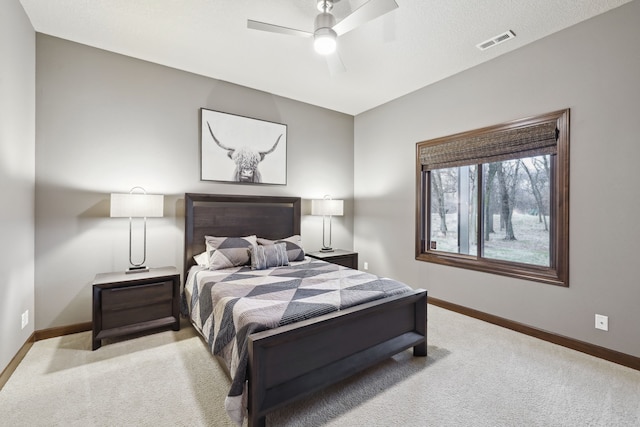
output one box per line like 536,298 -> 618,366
201,108 -> 287,185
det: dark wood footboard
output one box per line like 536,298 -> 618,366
247,289 -> 427,427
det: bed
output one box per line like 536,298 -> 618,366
182,193 -> 427,427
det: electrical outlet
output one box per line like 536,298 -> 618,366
595,314 -> 608,331
363,262 -> 369,270
21,310 -> 29,329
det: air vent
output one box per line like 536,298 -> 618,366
476,30 -> 516,51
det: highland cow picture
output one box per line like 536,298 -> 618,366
201,109 -> 287,185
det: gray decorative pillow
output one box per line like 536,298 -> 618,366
205,235 -> 257,270
250,242 -> 289,270
257,235 -> 305,262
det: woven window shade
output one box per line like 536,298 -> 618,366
419,120 -> 558,170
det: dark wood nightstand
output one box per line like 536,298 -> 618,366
92,266 -> 180,350
307,249 -> 358,269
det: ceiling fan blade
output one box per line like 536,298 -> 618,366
332,0 -> 398,36
247,19 -> 312,38
325,51 -> 346,75
341,0 -> 356,16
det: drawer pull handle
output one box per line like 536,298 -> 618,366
110,282 -> 167,292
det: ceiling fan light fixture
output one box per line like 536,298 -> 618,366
247,0 -> 398,67
313,10 -> 337,55
314,27 -> 337,55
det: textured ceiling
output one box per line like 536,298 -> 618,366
20,0 -> 634,115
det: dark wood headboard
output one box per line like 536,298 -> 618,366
183,193 -> 301,281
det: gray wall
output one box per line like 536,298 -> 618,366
35,35 -> 354,329
0,1 -> 36,371
354,1 -> 640,358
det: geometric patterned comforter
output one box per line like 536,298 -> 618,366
181,258 -> 413,426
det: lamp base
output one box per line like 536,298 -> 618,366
320,247 -> 334,253
126,266 -> 149,274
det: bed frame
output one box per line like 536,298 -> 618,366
184,193 -> 427,427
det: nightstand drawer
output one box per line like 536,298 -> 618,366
102,280 -> 173,311
323,255 -> 357,269
102,300 -> 173,330
307,250 -> 358,269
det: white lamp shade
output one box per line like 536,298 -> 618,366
311,199 -> 343,216
110,193 -> 164,218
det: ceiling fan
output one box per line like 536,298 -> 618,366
247,0 -> 399,73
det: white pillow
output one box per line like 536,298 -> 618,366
193,251 -> 208,267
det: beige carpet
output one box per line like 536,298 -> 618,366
1,304 -> 639,426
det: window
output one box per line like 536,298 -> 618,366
416,110 -> 569,286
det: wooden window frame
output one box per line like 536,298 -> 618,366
415,109 -> 570,286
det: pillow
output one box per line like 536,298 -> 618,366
193,251 -> 208,267
257,235 -> 305,262
205,235 -> 257,270
250,242 -> 289,270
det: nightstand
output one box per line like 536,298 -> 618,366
307,249 -> 358,269
92,266 -> 180,350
